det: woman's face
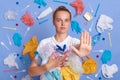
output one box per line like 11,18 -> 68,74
53,11 -> 71,34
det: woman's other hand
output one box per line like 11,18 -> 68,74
45,53 -> 67,70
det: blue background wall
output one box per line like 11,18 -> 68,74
0,0 -> 120,80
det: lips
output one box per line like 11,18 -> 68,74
60,27 -> 66,29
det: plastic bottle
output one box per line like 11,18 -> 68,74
37,7 -> 53,20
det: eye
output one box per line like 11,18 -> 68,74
65,19 -> 70,22
56,19 -> 61,22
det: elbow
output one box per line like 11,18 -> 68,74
28,70 -> 33,76
28,68 -> 35,77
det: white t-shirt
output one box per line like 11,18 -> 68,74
37,36 -> 79,56
36,35 -> 80,65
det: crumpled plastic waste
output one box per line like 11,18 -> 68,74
34,0 -> 47,7
21,12 -> 34,26
65,51 -> 84,74
56,44 -> 66,52
101,50 -> 112,64
19,56 -> 29,65
96,14 -> 113,33
21,75 -> 33,80
55,45 -> 83,74
35,51 -> 62,80
4,54 -> 19,69
71,21 -> 81,34
92,33 -> 101,46
35,44 -> 83,80
61,66 -> 80,80
70,0 -> 85,15
102,64 -> 118,78
4,10 -> 17,20
13,33 -> 22,47
40,70 -> 62,80
23,36 -> 38,60
82,56 -> 98,74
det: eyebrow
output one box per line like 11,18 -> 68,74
55,18 -> 70,20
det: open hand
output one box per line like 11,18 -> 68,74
70,30 -> 92,57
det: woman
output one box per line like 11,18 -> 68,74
28,6 -> 92,79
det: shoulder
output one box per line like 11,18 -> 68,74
67,36 -> 80,45
70,36 -> 79,41
69,36 -> 79,42
40,37 -> 52,45
36,37 -> 53,51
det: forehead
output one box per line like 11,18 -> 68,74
54,11 -> 70,19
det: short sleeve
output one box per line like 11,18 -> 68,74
70,37 -> 80,46
36,40 -> 45,53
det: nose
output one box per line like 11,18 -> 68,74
61,21 -> 65,26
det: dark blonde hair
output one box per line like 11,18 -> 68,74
53,6 -> 71,20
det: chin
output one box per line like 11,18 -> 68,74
57,29 -> 68,34
59,31 -> 67,34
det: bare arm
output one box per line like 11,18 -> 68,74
28,53 -> 67,76
28,59 -> 48,76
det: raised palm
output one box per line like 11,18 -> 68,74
71,31 -> 92,57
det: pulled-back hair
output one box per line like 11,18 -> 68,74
53,6 -> 71,20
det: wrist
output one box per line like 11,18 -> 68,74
44,63 -> 50,71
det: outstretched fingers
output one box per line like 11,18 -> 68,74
80,30 -> 91,46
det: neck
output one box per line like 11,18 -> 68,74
54,33 -> 68,42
